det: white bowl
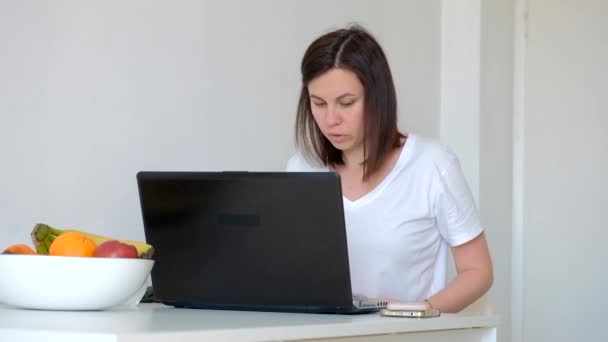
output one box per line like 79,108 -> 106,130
0,254 -> 154,310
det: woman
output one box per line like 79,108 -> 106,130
287,25 -> 493,313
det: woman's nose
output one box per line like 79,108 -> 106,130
325,105 -> 342,125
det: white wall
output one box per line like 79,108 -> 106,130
480,2 -> 513,342
518,0 -> 608,340
0,1 -> 440,253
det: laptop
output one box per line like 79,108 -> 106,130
136,171 -> 387,314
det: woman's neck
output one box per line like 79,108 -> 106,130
341,145 -> 365,168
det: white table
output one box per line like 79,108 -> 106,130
0,303 -> 499,341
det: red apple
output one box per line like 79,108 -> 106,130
93,240 -> 139,258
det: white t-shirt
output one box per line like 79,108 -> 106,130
286,133 -> 482,301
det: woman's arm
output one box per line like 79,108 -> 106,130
425,232 -> 493,313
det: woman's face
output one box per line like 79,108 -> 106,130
307,68 -> 365,156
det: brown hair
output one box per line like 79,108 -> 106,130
295,25 -> 404,180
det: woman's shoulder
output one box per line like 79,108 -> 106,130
286,151 -> 328,172
406,133 -> 460,171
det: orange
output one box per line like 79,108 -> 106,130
3,244 -> 37,255
49,231 -> 96,257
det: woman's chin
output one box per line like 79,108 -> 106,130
329,141 -> 348,150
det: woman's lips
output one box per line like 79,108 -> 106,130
328,133 -> 346,142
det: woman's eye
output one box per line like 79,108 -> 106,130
313,102 -> 326,107
340,101 -> 354,107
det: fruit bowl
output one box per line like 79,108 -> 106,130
0,254 -> 154,310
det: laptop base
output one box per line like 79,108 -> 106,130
165,301 -> 382,314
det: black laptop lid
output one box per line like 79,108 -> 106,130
137,171 -> 353,310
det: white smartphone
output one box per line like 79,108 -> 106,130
380,307 -> 441,318
381,301 -> 439,318
387,302 -> 429,311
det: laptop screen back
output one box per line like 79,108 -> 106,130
137,172 -> 353,309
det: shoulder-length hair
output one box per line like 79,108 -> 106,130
295,25 -> 404,180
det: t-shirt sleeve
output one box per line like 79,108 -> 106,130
286,153 -> 327,172
433,152 -> 483,247
286,155 -> 299,171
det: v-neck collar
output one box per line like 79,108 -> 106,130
341,134 -> 416,209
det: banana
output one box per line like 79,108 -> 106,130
31,223 -> 154,259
